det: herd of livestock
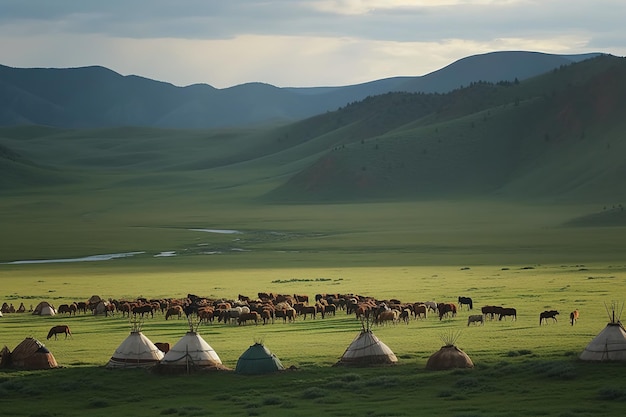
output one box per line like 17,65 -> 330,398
1,292 -> 579,327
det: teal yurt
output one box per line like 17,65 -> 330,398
235,342 -> 285,375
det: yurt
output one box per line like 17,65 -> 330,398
0,346 -> 10,368
88,295 -> 102,305
93,300 -> 111,316
426,331 -> 474,371
155,319 -> 229,374
235,342 -> 285,374
33,301 -> 56,316
9,337 -> 58,370
580,302 -> 626,361
106,321 -> 164,369
335,318 -> 398,366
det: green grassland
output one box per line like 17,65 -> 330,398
2,201 -> 626,417
2,56 -> 626,416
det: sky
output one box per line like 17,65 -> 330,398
1,1 -> 624,89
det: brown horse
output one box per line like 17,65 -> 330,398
164,305 -> 183,320
47,325 -> 72,340
570,310 -> 579,326
132,304 -> 154,318
237,311 -> 260,325
413,303 -> 428,319
300,305 -> 317,320
437,303 -> 457,320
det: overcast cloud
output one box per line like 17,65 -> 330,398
0,0 -> 624,88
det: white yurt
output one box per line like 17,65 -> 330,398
33,301 -> 56,316
106,321 -> 164,369
580,302 -> 626,361
155,319 -> 229,374
335,318 -> 397,366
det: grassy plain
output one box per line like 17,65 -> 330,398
2,196 -> 626,416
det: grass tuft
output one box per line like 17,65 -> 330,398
528,361 -> 577,380
597,387 -> 626,401
87,398 -> 109,408
340,373 -> 362,382
261,395 -> 283,406
300,387 -> 328,399
455,377 -> 481,389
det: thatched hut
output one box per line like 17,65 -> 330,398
426,331 -> 474,371
4,337 -> 59,370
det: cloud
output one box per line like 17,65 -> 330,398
0,0 -> 624,87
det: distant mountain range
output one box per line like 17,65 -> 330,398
0,51 -> 602,129
2,53 -> 625,206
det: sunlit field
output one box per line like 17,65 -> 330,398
1,262 -> 625,366
2,197 -> 626,416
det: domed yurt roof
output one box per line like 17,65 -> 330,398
335,318 -> 398,366
580,302 -> 626,361
8,337 -> 58,370
88,295 -> 102,305
235,342 -> 285,375
107,321 -> 164,369
426,331 -> 474,371
33,301 -> 56,316
155,319 -> 229,373
0,346 -> 11,368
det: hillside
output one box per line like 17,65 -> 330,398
0,51 -> 601,129
267,54 -> 626,203
1,55 -> 625,206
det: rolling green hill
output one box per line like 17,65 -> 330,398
269,55 -> 626,203
1,55 -> 625,206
